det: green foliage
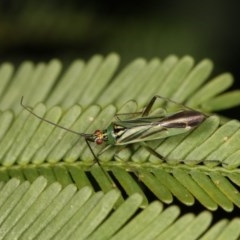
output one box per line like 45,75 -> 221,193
0,53 -> 240,239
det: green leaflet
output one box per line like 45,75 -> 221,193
0,54 -> 240,239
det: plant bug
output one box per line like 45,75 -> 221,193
20,95 -> 206,187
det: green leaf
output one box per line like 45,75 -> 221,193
1,54 -> 240,239
0,178 -> 238,239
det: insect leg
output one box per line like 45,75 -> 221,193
139,141 -> 166,160
114,111 -> 143,121
85,140 -> 116,188
142,96 -> 160,117
97,144 -> 113,157
142,95 -> 195,117
115,95 -> 178,120
141,141 -> 220,166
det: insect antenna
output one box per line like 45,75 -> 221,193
20,96 -> 116,188
20,96 -> 86,137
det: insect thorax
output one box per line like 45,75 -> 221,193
106,123 -> 126,145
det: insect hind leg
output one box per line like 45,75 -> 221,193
138,140 -> 221,167
142,95 -> 193,117
115,95 -> 188,120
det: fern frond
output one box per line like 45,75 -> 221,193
2,105 -> 240,209
0,178 -> 240,239
1,54 -> 240,238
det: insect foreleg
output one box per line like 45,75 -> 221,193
139,142 -> 166,160
85,140 -> 116,188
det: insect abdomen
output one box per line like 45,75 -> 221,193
159,110 -> 206,128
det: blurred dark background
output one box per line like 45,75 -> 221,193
0,0 -> 239,91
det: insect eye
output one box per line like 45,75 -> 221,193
94,129 -> 102,136
95,138 -> 103,145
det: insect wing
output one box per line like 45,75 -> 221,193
115,124 -> 167,145
114,115 -> 165,128
113,116 -> 168,145
114,110 -> 206,145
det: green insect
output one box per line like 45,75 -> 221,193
21,96 -> 206,185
